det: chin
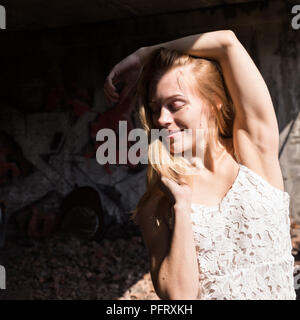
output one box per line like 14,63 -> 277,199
164,136 -> 194,157
169,147 -> 193,157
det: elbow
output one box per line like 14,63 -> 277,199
167,290 -> 198,300
220,29 -> 238,48
155,283 -> 199,300
153,266 -> 199,300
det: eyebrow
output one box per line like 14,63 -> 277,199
148,94 -> 186,105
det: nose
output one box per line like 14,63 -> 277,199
156,106 -> 173,128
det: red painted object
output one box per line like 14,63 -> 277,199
27,205 -> 62,239
89,92 -> 139,174
44,83 -> 91,119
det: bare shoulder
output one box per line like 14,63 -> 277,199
136,191 -> 172,294
136,191 -> 172,251
137,190 -> 172,223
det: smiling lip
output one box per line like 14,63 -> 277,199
166,129 -> 183,138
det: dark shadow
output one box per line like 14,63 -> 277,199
0,0 -> 299,301
0,219 -> 158,300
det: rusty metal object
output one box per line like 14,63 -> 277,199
60,186 -> 105,240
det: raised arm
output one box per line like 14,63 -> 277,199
137,30 -> 283,190
105,29 -> 283,189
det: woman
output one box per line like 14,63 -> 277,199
104,30 -> 296,300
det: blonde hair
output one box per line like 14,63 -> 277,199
130,47 -> 235,224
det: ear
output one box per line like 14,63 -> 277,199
216,102 -> 223,111
212,94 -> 222,111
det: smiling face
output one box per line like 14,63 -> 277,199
148,66 -> 212,156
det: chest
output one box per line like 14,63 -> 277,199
190,193 -> 290,273
191,171 -> 238,207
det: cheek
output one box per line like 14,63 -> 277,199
177,107 -> 202,129
175,106 -> 193,124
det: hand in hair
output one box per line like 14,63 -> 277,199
103,48 -> 145,106
159,174 -> 192,212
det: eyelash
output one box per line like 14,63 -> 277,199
169,102 -> 185,111
151,101 -> 185,114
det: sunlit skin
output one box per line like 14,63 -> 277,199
103,30 -> 290,299
148,66 -> 239,205
149,67 -> 229,163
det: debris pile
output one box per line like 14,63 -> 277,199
0,219 -> 299,300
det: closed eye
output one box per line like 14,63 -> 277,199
168,101 -> 186,111
149,100 -> 186,115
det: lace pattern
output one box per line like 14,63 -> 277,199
169,164 -> 296,300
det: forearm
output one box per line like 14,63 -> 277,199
155,204 -> 199,300
138,29 -> 275,126
138,30 -> 234,63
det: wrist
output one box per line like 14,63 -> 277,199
136,45 -> 159,65
173,201 -> 191,214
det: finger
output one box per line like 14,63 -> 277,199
172,171 -> 188,185
177,176 -> 188,185
161,176 -> 178,190
160,176 -> 171,190
103,91 -> 113,106
103,85 -> 117,101
104,86 -> 119,104
104,80 -> 119,100
106,70 -> 119,93
103,76 -> 119,101
161,175 -> 187,194
161,176 -> 171,183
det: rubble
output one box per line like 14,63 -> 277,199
0,219 -> 299,300
0,223 -> 158,300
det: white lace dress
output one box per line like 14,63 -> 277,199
169,163 -> 296,300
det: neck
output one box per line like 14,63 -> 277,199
188,136 -> 229,173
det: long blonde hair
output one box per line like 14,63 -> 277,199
130,47 -> 235,223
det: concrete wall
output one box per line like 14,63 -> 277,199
0,0 -> 299,240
